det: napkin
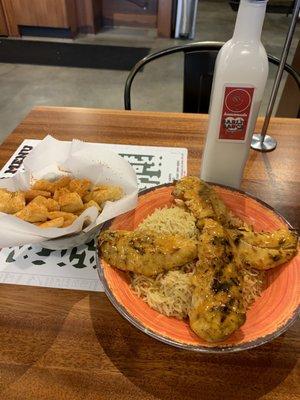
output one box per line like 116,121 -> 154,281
0,135 -> 138,247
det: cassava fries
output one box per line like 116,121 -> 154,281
24,190 -> 51,201
39,217 -> 64,228
53,187 -> 70,201
0,189 -> 25,214
30,196 -> 60,211
69,178 -> 91,197
2,175 -> 123,230
15,203 -> 48,223
58,192 -> 83,213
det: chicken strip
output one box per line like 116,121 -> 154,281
172,176 -> 244,229
228,228 -> 298,270
172,176 -> 215,222
99,230 -> 197,277
229,227 -> 298,249
189,219 -> 245,342
173,177 -> 298,271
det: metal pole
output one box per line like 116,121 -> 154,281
251,0 -> 300,152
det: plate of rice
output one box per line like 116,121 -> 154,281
97,183 -> 299,352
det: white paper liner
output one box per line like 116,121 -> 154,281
0,135 -> 138,247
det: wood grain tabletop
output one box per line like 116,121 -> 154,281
0,106 -> 299,400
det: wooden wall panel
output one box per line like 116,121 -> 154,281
2,0 -> 78,36
112,12 -> 157,27
75,0 -> 95,33
0,0 -> 8,35
102,0 -> 158,28
157,0 -> 172,37
9,0 -> 76,27
64,0 -> 78,33
1,0 -> 20,36
1,0 -> 167,37
75,0 -> 102,33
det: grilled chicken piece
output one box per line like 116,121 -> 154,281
172,176 -> 215,223
172,176 -> 244,229
99,230 -> 197,277
173,177 -> 298,271
189,219 -> 245,342
228,228 -> 298,270
229,228 -> 298,249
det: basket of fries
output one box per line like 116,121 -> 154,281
0,136 -> 138,249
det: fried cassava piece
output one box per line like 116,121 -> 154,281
0,177 -> 123,229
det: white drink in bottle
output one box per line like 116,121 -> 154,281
200,0 -> 269,188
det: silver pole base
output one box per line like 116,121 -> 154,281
251,134 -> 277,152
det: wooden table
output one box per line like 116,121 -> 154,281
0,107 -> 299,400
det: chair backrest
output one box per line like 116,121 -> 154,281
124,41 -> 300,113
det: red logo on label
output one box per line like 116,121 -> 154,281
219,86 -> 254,140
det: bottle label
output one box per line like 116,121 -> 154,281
218,86 -> 255,141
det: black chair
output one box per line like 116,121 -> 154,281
229,0 -> 296,14
124,41 -> 300,114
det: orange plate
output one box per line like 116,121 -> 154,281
97,184 -> 299,352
